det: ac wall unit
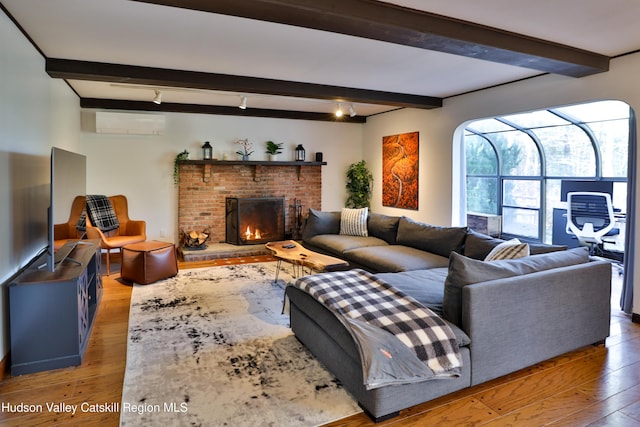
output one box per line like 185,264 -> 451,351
95,111 -> 165,135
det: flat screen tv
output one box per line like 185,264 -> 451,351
46,147 -> 86,272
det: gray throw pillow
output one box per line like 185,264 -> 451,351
443,247 -> 590,326
396,217 -> 467,258
301,209 -> 341,241
462,230 -> 506,260
367,213 -> 400,244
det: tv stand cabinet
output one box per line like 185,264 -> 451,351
9,239 -> 102,375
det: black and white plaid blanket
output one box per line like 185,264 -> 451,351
86,195 -> 119,232
291,269 -> 462,389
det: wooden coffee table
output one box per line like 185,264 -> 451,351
265,240 -> 349,282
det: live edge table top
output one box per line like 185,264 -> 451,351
265,240 -> 349,272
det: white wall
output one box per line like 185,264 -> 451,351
82,112 -> 363,242
363,52 -> 640,314
0,10 -> 81,361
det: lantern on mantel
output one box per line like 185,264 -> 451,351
295,144 -> 305,161
202,141 -> 213,160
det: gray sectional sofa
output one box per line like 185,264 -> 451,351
285,209 -> 612,421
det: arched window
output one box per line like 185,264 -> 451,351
464,100 -> 629,243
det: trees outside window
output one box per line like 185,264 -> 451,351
464,100 -> 630,243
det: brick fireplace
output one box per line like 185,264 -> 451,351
177,160 -> 323,250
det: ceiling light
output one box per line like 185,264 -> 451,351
152,90 -> 162,104
349,104 -> 356,117
239,96 -> 247,109
335,103 -> 344,117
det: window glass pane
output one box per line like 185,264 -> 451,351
554,100 -> 630,122
535,125 -> 596,176
613,182 -> 627,213
590,119 -> 629,177
465,134 -> 497,175
465,118 -> 513,134
492,132 -> 541,176
466,177 -> 498,215
503,179 -> 540,208
501,110 -> 569,128
502,207 -> 539,238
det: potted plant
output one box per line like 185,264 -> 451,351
265,141 -> 283,161
235,138 -> 254,160
173,149 -> 189,185
345,160 -> 373,208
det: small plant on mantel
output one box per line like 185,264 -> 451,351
265,141 -> 283,160
235,138 -> 254,160
173,150 -> 189,185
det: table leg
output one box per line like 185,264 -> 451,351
274,259 -> 282,283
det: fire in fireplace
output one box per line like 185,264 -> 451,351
225,197 -> 285,245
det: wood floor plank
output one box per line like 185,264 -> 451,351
476,353 -> 608,414
0,257 -> 638,427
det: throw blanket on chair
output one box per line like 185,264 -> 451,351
291,269 -> 462,389
86,195 -> 120,232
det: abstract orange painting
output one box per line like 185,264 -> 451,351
382,131 -> 419,210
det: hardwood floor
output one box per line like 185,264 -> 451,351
1,256 -> 638,426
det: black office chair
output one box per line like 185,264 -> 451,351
565,191 -> 619,256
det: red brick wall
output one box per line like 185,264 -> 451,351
178,163 -> 323,244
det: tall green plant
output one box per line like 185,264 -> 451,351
345,160 -> 373,208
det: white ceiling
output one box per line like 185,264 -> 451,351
2,0 -> 640,118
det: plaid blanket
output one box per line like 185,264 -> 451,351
291,269 -> 462,389
86,195 -> 119,232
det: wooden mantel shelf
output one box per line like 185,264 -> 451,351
179,159 -> 327,166
178,159 -> 327,182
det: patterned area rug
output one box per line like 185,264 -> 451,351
120,262 -> 361,426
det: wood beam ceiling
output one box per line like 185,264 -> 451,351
80,98 -> 367,122
46,58 -> 442,110
133,0 -> 609,77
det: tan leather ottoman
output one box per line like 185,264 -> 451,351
121,240 -> 178,284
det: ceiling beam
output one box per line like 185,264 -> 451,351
46,58 -> 442,109
80,98 -> 367,122
132,0 -> 610,77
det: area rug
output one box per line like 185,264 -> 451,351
120,262 -> 361,426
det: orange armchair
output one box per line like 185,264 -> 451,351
53,195 -> 86,250
85,195 -> 146,275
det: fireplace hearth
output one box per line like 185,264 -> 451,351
225,197 -> 285,245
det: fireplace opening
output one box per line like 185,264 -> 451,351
225,197 -> 285,245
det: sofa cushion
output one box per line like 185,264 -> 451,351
484,239 -> 530,261
375,268 -> 448,315
301,209 -> 341,241
396,217 -> 468,258
306,234 -> 388,256
375,269 -> 471,347
340,207 -> 368,236
367,212 -> 400,244
463,229 -> 567,260
344,245 -> 449,273
443,247 -> 590,325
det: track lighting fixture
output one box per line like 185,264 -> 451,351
349,104 -> 356,117
152,90 -> 162,104
335,103 -> 344,117
239,96 -> 247,109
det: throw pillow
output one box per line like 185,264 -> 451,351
367,212 -> 400,244
484,238 -> 530,261
340,207 -> 369,237
301,209 -> 341,241
396,216 -> 467,258
443,247 -> 590,325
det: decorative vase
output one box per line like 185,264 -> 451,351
242,154 -> 249,161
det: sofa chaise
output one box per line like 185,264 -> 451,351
285,209 -> 612,421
